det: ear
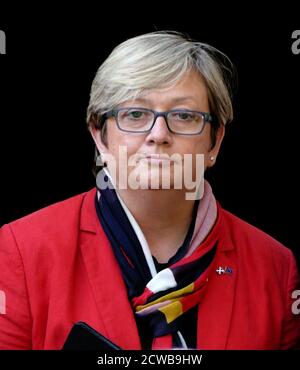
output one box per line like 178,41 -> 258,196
207,124 -> 225,168
88,115 -> 108,154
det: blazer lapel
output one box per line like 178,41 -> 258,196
197,209 -> 237,349
79,189 -> 141,349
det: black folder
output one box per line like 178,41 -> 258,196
62,322 -> 122,350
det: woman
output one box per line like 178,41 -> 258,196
0,31 -> 299,349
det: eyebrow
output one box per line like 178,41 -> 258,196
132,96 -> 198,104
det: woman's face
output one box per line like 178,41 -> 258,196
91,69 -> 224,193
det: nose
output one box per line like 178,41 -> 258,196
145,116 -> 173,145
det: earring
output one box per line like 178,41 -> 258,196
210,156 -> 215,161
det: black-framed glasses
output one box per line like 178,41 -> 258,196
100,107 -> 218,135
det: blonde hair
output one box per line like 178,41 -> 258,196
87,31 -> 235,131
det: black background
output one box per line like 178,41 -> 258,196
0,7 -> 299,267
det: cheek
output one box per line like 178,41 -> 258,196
106,126 -> 127,154
178,137 -> 211,157
178,124 -> 212,155
106,129 -> 144,164
178,136 -> 211,176
193,130 -> 212,161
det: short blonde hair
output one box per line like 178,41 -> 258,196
87,31 -> 235,131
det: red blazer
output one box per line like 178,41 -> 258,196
0,188 -> 299,349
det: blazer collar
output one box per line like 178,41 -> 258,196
79,188 -> 141,349
80,188 -> 99,234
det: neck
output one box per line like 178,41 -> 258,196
117,188 -> 195,262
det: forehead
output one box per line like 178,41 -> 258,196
124,70 -> 209,109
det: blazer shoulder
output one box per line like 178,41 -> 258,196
0,188 -> 97,253
220,207 -> 294,263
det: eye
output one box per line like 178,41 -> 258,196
171,111 -> 196,121
126,110 -> 144,119
179,112 -> 192,120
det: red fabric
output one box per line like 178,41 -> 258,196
132,288 -> 153,307
152,335 -> 173,350
0,188 -> 299,349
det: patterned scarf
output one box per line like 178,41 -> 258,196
95,169 -> 218,349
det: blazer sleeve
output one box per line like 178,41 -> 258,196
281,249 -> 300,349
0,224 -> 32,349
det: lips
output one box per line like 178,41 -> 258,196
134,153 -> 181,164
145,154 -> 171,160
